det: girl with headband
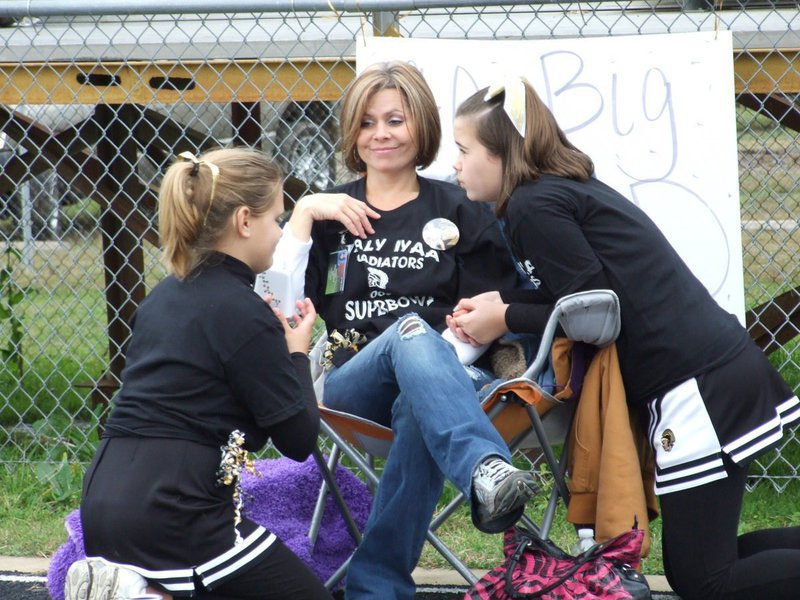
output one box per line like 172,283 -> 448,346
69,148 -> 332,599
449,77 -> 800,600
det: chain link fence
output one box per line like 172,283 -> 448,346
0,2 -> 798,493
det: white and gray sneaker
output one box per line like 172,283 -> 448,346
64,558 -> 152,600
472,457 -> 538,522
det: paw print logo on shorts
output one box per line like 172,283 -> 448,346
660,429 -> 676,452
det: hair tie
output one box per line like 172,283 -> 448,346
484,78 -> 527,139
179,150 -> 202,175
177,151 -> 221,221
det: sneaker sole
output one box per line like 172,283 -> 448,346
64,560 -> 91,600
65,559 -> 121,600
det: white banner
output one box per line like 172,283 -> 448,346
357,31 -> 744,321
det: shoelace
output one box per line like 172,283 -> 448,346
477,459 -> 514,485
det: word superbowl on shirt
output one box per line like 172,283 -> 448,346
305,176 -> 519,360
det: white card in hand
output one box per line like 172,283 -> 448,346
254,268 -> 295,311
441,327 -> 489,365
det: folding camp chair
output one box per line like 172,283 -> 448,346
308,289 -> 621,589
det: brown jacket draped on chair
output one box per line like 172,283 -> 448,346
565,342 -> 658,558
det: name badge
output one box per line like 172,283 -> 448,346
325,246 -> 352,295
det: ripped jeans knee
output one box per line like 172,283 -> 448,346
397,313 -> 427,340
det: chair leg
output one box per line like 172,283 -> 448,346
524,404 -> 573,539
316,422 -> 480,587
525,404 -> 571,505
427,489 -> 481,583
539,481 -> 562,538
320,421 -> 381,488
429,490 -> 466,532
425,530 -> 478,585
325,554 -> 351,591
518,512 -> 540,533
367,453 -> 378,495
310,446 -> 363,545
308,445 -> 342,545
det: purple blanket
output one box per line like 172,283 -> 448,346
47,456 -> 372,599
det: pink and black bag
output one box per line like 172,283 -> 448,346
465,525 -> 651,599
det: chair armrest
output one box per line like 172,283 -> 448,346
521,289 -> 620,381
556,289 -> 620,347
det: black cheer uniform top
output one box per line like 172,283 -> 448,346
105,253 -> 317,454
501,174 -> 750,406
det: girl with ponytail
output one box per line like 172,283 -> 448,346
70,148 -> 333,600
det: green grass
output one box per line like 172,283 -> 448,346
0,286 -> 108,427
0,462 -> 78,558
3,451 -> 800,575
772,338 -> 800,393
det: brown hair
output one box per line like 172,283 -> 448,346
339,61 -> 441,173
158,147 -> 283,278
456,78 -> 594,215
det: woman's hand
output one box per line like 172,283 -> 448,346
288,193 -> 380,241
454,291 -> 502,311
446,292 -> 509,346
273,297 -> 318,354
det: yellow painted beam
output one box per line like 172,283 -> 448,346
0,58 -> 356,105
0,49 -> 798,105
733,48 -> 800,94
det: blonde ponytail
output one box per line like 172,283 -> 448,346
158,148 -> 283,278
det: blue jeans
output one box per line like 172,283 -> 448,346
323,314 -> 512,599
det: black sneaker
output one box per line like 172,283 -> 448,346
473,457 -> 538,522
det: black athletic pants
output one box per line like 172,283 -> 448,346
660,460 -> 800,600
196,539 -> 333,600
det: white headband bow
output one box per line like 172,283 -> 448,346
484,78 -> 526,139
